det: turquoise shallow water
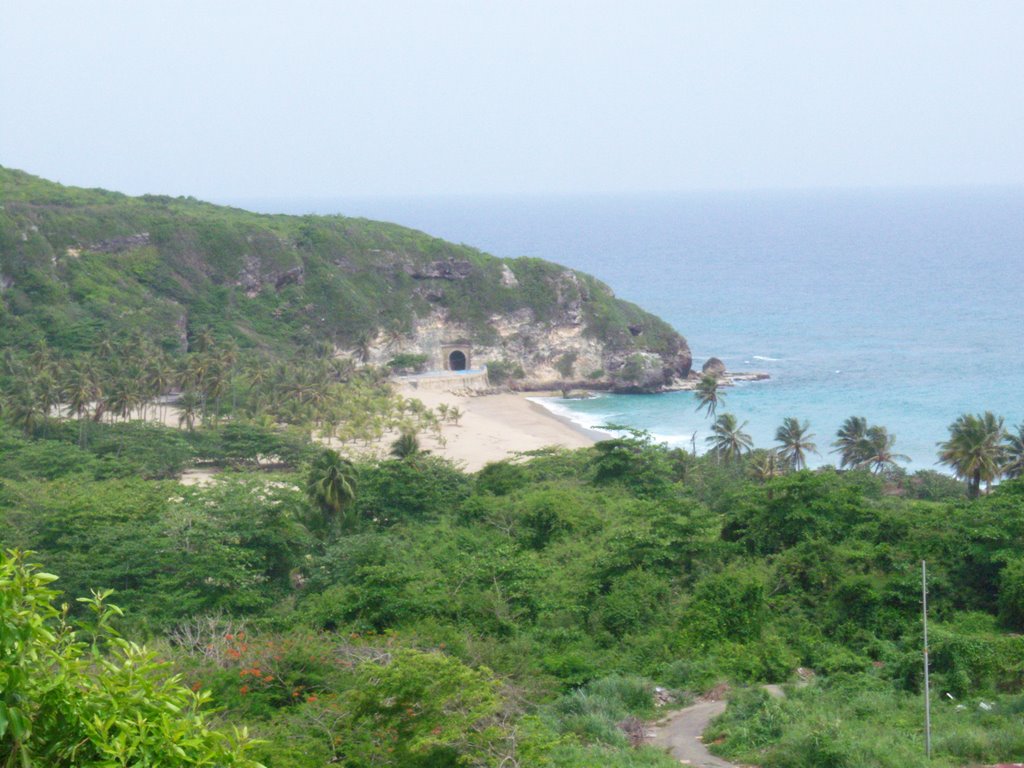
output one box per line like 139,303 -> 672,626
231,188 -> 1024,471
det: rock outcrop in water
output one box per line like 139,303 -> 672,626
702,357 -> 727,377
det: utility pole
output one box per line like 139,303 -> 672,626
922,559 -> 931,759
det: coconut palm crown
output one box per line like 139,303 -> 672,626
706,413 -> 754,461
937,411 -> 1006,499
694,374 -> 725,418
858,426 -> 910,475
832,416 -> 869,469
306,449 -> 358,532
775,417 -> 818,471
1004,424 -> 1024,480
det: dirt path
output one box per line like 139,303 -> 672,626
648,686 -> 785,767
648,699 -> 732,767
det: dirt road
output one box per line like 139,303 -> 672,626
649,685 -> 785,766
648,699 -> 733,767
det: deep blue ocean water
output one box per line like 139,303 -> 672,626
230,189 -> 1024,471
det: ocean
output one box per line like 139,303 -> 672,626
228,188 -> 1024,472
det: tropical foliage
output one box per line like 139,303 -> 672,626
0,166 -> 687,387
832,415 -> 869,469
7,164 -> 1024,768
706,413 -> 753,461
306,449 -> 358,534
4,412 -> 1024,767
832,417 -> 910,474
774,417 -> 818,470
693,374 -> 725,418
938,411 -> 1006,498
0,551 -> 261,767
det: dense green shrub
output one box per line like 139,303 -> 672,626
906,469 -> 966,501
385,352 -> 429,374
998,557 -> 1024,631
355,456 -> 471,524
0,551 -> 261,767
684,566 -> 768,646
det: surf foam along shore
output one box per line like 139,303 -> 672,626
530,393 -> 706,451
393,383 -> 599,470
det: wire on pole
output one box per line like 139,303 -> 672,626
923,559 -> 931,759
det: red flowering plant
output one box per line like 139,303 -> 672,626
168,622 -> 358,718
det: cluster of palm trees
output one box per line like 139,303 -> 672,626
703,411 -> 820,472
0,336 -> 212,443
693,373 -> 1024,494
831,417 -> 909,474
696,375 -> 815,469
0,332 -> 244,439
0,331 -> 441,448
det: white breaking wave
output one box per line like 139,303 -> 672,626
752,355 -> 781,362
526,397 -> 618,437
650,432 -> 697,447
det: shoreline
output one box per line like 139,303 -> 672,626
395,384 -> 599,471
524,396 -> 611,443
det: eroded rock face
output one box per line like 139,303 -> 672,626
174,310 -> 189,353
89,233 -> 150,253
500,264 -> 519,287
407,260 -> 474,280
236,256 -> 305,296
358,303 -> 692,393
273,265 -> 304,289
702,357 -> 727,377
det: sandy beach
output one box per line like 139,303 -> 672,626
56,381 -> 601,480
395,384 -> 600,471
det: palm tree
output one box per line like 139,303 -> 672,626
705,413 -> 753,461
202,361 -> 230,425
353,333 -> 374,364
306,449 -> 358,534
329,356 -> 355,383
3,390 -> 43,435
938,412 -> 1006,498
191,327 -> 216,354
32,370 -> 60,432
856,426 -> 910,475
751,449 -> 783,483
64,359 -> 100,446
775,417 -> 818,470
104,374 -> 134,423
1004,424 -> 1024,480
244,355 -> 269,388
145,354 -> 175,424
832,416 -> 869,469
177,390 -> 202,432
389,429 -> 424,460
694,374 -> 725,418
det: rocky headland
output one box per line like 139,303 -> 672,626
1,166 -> 709,394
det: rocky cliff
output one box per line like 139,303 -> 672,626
362,268 -> 692,392
0,167 -> 691,392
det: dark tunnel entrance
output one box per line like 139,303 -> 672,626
448,350 -> 467,371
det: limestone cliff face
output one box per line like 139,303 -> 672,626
359,261 -> 692,393
0,166 -> 694,386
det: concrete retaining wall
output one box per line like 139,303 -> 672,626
396,368 -> 490,393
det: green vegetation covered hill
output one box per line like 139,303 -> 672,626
4,417 -> 1024,766
0,167 -> 690,390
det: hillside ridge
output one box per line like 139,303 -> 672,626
0,166 -> 691,391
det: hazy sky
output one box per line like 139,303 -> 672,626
3,1 -> 1023,197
